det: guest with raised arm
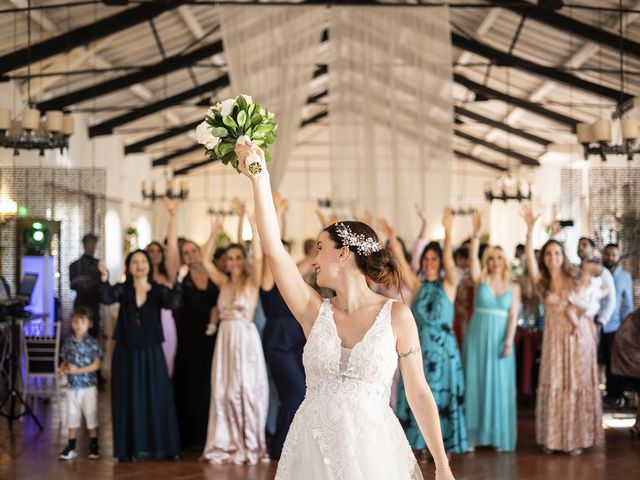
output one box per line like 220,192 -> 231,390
146,197 -> 181,377
235,141 -> 454,479
172,232 -> 219,450
522,204 -> 602,456
462,211 -> 519,452
201,214 -> 270,465
381,212 -> 469,457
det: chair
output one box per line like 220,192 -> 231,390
23,319 -> 63,427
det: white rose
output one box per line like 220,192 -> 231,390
206,107 -> 217,118
220,98 -> 235,117
241,94 -> 252,105
205,136 -> 220,150
196,121 -> 212,145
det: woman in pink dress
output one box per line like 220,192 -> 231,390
146,198 -> 180,378
522,205 -> 603,455
201,216 -> 269,465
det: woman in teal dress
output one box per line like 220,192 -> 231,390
381,210 -> 469,455
462,212 -> 520,452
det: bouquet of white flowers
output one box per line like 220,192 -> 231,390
196,94 -> 277,174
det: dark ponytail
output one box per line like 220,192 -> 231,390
324,221 -> 403,293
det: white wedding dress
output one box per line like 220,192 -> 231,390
276,298 -> 423,480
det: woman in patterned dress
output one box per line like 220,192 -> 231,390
381,211 -> 469,456
522,205 -> 603,455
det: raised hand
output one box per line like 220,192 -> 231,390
472,209 -> 481,235
230,197 -> 246,218
442,207 -> 454,234
520,203 -> 540,232
162,197 -> 181,217
98,260 -> 108,283
273,191 -> 287,214
315,208 -> 328,228
210,214 -> 224,238
415,203 -> 427,223
377,217 -> 395,239
235,141 -> 266,179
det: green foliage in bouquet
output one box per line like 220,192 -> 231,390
198,95 -> 277,173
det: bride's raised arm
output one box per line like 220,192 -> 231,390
236,142 -> 322,333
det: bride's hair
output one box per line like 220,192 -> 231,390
324,221 -> 403,293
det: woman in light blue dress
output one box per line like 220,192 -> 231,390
462,212 -> 520,452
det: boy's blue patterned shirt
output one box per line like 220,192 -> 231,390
60,334 -> 103,389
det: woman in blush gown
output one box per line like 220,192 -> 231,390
235,142 -> 455,480
201,217 -> 270,465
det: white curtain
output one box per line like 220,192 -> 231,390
329,6 -> 454,240
217,5 -> 327,188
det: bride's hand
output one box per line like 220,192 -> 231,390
235,141 -> 266,179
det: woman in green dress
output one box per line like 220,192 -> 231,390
462,212 -> 520,452
381,210 -> 469,455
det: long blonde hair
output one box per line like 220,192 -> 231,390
481,245 -> 511,284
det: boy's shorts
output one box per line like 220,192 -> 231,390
66,386 -> 98,430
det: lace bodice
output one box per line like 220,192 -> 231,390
276,297 -> 421,479
302,298 -> 398,400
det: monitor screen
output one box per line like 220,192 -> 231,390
18,273 -> 38,298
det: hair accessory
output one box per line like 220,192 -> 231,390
335,223 -> 382,256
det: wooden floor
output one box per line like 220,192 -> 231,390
1,391 -> 638,480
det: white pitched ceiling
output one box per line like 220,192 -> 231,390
0,0 -> 638,171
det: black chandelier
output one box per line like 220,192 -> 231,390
484,174 -> 532,203
141,180 -> 189,201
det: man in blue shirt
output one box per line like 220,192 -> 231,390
602,243 -> 634,406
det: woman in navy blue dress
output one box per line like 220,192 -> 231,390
99,250 -> 181,461
260,240 -> 306,459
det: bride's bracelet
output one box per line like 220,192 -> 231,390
436,466 -> 451,472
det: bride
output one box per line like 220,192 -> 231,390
235,142 -> 455,480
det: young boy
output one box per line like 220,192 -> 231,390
58,306 -> 103,460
